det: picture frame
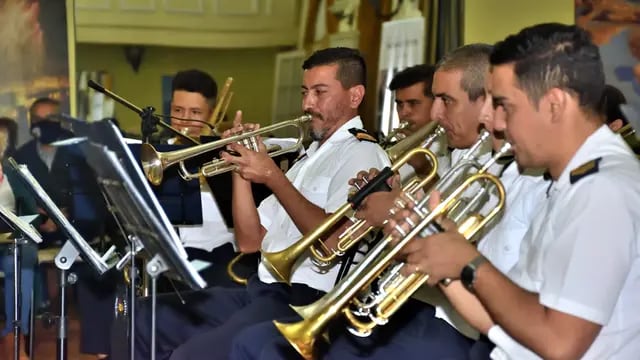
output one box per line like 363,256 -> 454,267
0,0 -> 77,147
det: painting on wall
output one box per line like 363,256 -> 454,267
0,0 -> 76,147
576,0 -> 640,105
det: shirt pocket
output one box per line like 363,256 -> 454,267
300,176 -> 331,208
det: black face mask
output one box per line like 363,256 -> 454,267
30,120 -> 70,144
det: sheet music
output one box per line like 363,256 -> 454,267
0,205 -> 42,244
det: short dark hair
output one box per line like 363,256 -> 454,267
436,43 -> 493,101
490,23 -> 605,112
29,97 -> 60,121
171,69 -> 218,107
302,47 -> 367,89
389,64 -> 435,98
599,84 -> 627,125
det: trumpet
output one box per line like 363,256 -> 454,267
380,121 -> 410,147
617,123 -> 640,155
272,138 -> 506,359
140,114 -> 311,185
262,122 -> 445,284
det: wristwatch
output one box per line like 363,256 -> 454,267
460,254 -> 488,292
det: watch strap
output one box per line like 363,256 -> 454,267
461,254 -> 488,292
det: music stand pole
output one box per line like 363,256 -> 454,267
11,234 -> 26,360
53,241 -> 80,360
146,255 -> 168,360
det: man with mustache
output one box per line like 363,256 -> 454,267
133,47 -> 390,360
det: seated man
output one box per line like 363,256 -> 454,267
393,23 -> 640,359
133,47 -> 390,360
228,43 -> 547,360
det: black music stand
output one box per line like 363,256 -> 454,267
56,115 -> 206,360
82,141 -> 206,360
7,158 -> 119,360
0,205 -> 41,360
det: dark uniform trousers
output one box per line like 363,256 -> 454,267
229,298 -> 475,360
134,275 -> 324,360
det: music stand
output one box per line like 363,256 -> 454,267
0,205 -> 41,360
82,141 -> 206,360
7,158 -> 119,360
56,115 -> 205,359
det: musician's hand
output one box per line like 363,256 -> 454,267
348,168 -> 401,190
354,189 -> 400,227
384,190 -> 479,286
407,153 -> 435,177
221,111 -> 260,141
220,139 -> 280,185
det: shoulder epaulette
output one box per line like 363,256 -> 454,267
569,157 -> 602,184
348,128 -> 378,143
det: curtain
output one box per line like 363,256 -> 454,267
423,0 -> 464,64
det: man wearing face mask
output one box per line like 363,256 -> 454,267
14,97 -> 72,247
15,98 -> 122,359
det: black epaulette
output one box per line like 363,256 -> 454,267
348,128 -> 378,143
569,157 -> 602,184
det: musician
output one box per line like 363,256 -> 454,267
387,64 -> 446,179
158,68 -> 257,287
13,98 -> 120,359
164,69 -> 217,141
133,47 -> 390,360
390,23 -> 640,359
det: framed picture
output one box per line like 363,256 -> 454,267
0,0 -> 77,147
576,0 -> 640,104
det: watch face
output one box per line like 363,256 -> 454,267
461,264 -> 475,291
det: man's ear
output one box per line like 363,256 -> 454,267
349,85 -> 366,109
608,118 -> 625,132
545,87 -> 569,123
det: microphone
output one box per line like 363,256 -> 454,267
87,80 -> 203,144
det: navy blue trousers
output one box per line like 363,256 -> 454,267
230,299 -> 474,360
468,335 -> 494,360
134,275 -> 323,360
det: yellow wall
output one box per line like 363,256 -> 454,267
464,0 -> 575,45
76,44 -> 280,135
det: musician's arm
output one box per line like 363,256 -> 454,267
439,281 -> 494,334
231,174 -> 266,253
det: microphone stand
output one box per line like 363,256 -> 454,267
87,80 -> 201,145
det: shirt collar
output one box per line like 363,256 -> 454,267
306,116 -> 364,156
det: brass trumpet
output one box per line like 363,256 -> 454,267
379,121 -> 410,147
140,114 -> 311,185
617,122 -> 640,156
272,139 -> 506,359
262,122 -> 445,284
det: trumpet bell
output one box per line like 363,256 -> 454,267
140,143 -> 164,186
273,320 -> 316,360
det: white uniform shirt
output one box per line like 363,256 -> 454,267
432,155 -> 548,339
178,180 -> 235,252
178,138 -> 303,252
490,125 -> 640,360
257,117 -> 391,292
